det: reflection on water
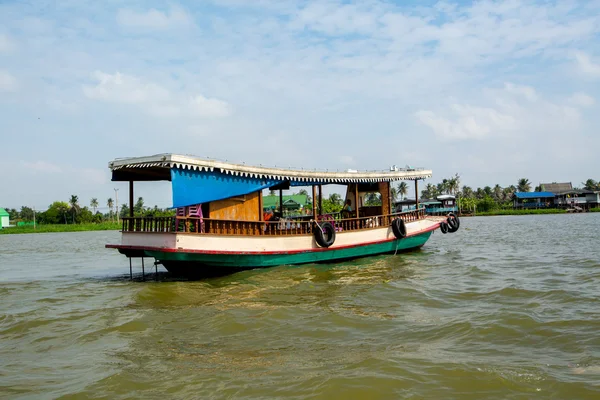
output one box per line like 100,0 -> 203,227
1,214 -> 600,399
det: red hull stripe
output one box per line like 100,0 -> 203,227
106,223 -> 440,255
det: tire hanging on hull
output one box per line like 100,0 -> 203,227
391,218 -> 407,239
314,221 -> 336,248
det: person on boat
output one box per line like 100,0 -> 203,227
341,199 -> 353,218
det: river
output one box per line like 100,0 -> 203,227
1,214 -> 599,399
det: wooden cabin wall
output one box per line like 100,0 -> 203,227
209,192 -> 260,221
379,182 -> 390,215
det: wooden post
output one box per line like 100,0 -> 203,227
355,183 -> 360,218
415,179 -> 419,211
279,189 -> 283,216
129,181 -> 134,218
318,185 -> 323,216
258,191 -> 264,221
312,185 -> 318,218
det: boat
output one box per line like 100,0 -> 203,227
105,154 -> 460,276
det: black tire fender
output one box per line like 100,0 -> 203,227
447,213 -> 460,232
440,221 -> 449,234
391,218 -> 407,239
314,221 -> 336,248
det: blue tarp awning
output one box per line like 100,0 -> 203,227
514,192 -> 555,199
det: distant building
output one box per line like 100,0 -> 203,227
513,192 -> 555,209
539,182 -> 599,210
395,195 -> 457,215
263,194 -> 309,214
0,208 -> 9,228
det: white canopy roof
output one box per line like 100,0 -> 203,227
109,153 -> 432,183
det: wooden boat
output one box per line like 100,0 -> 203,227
105,154 -> 460,275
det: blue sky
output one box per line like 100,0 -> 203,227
1,0 -> 599,211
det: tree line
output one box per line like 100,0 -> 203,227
6,195 -> 174,224
7,177 -> 599,223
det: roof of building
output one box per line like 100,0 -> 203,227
263,194 -> 309,208
540,182 -> 572,194
109,154 -> 433,184
0,208 -> 9,217
514,192 -> 555,199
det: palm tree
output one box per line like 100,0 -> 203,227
502,186 -> 516,202
90,198 -> 99,214
107,198 -> 114,221
134,197 -> 145,214
493,185 -> 503,202
517,178 -> 531,193
390,186 -> 398,203
397,182 -> 408,200
582,179 -> 599,191
69,195 -> 80,224
447,173 -> 460,195
461,185 -> 474,198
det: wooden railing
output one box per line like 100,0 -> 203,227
121,208 -> 426,236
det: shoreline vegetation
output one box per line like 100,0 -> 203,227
2,177 -> 599,234
2,209 -> 598,234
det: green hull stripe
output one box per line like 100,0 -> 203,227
146,232 -> 432,268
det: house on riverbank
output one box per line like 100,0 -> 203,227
0,208 -> 9,228
513,182 -> 600,210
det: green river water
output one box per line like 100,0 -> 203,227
1,214 -> 599,399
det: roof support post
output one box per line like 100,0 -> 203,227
318,185 -> 323,216
129,181 -> 134,218
312,185 -> 318,218
415,179 -> 419,211
355,183 -> 360,218
279,189 -> 283,216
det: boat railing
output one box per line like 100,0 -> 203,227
120,208 -> 426,236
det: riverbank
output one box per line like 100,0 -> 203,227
0,222 -> 121,234
463,208 -> 600,217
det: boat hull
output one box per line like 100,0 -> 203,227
149,230 -> 432,271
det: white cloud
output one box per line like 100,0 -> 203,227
0,70 -> 17,91
83,71 -> 231,118
0,34 -> 14,52
415,83 -> 586,141
188,95 -> 231,118
568,92 -> 595,107
575,52 -> 600,77
415,105 -> 515,141
83,71 -> 170,104
21,161 -> 62,173
116,7 -> 192,29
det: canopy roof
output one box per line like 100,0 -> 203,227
109,154 -> 432,184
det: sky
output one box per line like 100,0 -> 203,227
1,0 -> 599,212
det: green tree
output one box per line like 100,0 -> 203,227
582,179 -> 599,191
364,193 -> 381,206
68,195 -> 80,224
328,193 -> 342,207
421,183 -> 438,199
397,182 -> 408,200
461,186 -> 474,198
120,205 -> 130,219
107,198 -> 114,221
492,185 -> 503,202
447,174 -> 460,195
134,197 -> 145,214
390,186 -> 398,203
517,178 -> 531,193
90,198 -> 99,214
20,206 -> 35,221
40,201 -> 70,224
